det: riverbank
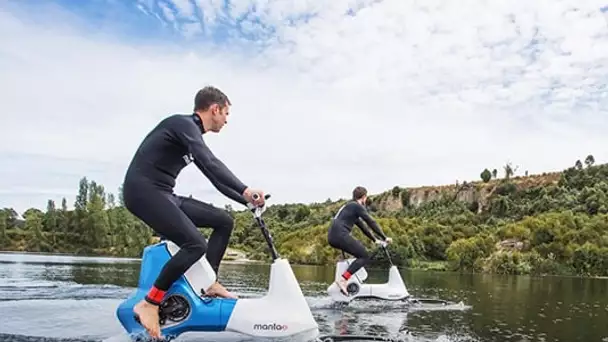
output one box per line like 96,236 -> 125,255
0,230 -> 445,270
0,242 -> 262,265
0,249 -> 265,265
0,246 -> 449,273
0,229 -> 259,263
2,221 -> 608,279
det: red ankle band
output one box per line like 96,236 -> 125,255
145,286 -> 166,305
342,271 -> 352,280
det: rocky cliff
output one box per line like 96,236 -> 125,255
370,171 -> 562,213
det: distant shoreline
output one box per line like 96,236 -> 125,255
0,249 -> 265,264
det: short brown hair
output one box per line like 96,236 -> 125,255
352,186 -> 367,200
194,86 -> 231,111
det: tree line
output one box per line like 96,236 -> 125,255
1,155 -> 607,277
0,178 -> 153,257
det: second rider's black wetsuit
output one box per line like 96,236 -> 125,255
122,113 -> 248,304
328,200 -> 387,278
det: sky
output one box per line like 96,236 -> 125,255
1,0 -> 608,215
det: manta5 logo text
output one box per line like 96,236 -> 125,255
253,323 -> 289,331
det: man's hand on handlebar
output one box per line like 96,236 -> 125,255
375,237 -> 392,248
242,187 -> 266,207
375,239 -> 388,248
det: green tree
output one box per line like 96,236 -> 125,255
44,200 -> 57,231
400,189 -> 410,207
86,180 -> 109,248
480,169 -> 492,183
60,197 -> 70,236
24,208 -> 47,251
391,186 -> 401,198
107,193 -> 116,208
118,184 -> 125,207
0,210 -> 7,246
503,162 -> 518,179
585,155 -> 595,168
1,208 -> 19,229
294,205 -> 311,222
277,207 -> 289,220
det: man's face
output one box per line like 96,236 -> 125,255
210,103 -> 230,132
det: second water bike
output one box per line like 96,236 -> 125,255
326,242 -> 454,306
116,193 -> 320,341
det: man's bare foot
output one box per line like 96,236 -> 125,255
205,282 -> 238,299
336,279 -> 348,296
133,300 -> 161,339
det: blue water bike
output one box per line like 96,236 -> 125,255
116,194 -> 319,341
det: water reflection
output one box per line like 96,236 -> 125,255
316,309 -> 408,338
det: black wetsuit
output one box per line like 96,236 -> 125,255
122,113 -> 248,302
328,200 -> 387,277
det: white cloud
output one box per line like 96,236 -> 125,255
0,0 -> 607,214
170,0 -> 195,19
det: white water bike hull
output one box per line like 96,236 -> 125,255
225,258 -> 319,338
327,259 -> 410,302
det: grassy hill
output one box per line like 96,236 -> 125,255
1,154 -> 607,277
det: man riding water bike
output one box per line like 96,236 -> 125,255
327,186 -> 392,295
122,86 -> 266,339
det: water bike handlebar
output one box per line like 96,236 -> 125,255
245,193 -> 280,260
246,193 -> 271,218
375,240 -> 389,248
370,241 -> 394,266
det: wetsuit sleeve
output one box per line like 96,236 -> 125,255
357,204 -> 387,240
204,169 -> 248,206
354,218 -> 376,241
174,120 -> 249,197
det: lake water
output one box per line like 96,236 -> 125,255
0,252 -> 607,342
